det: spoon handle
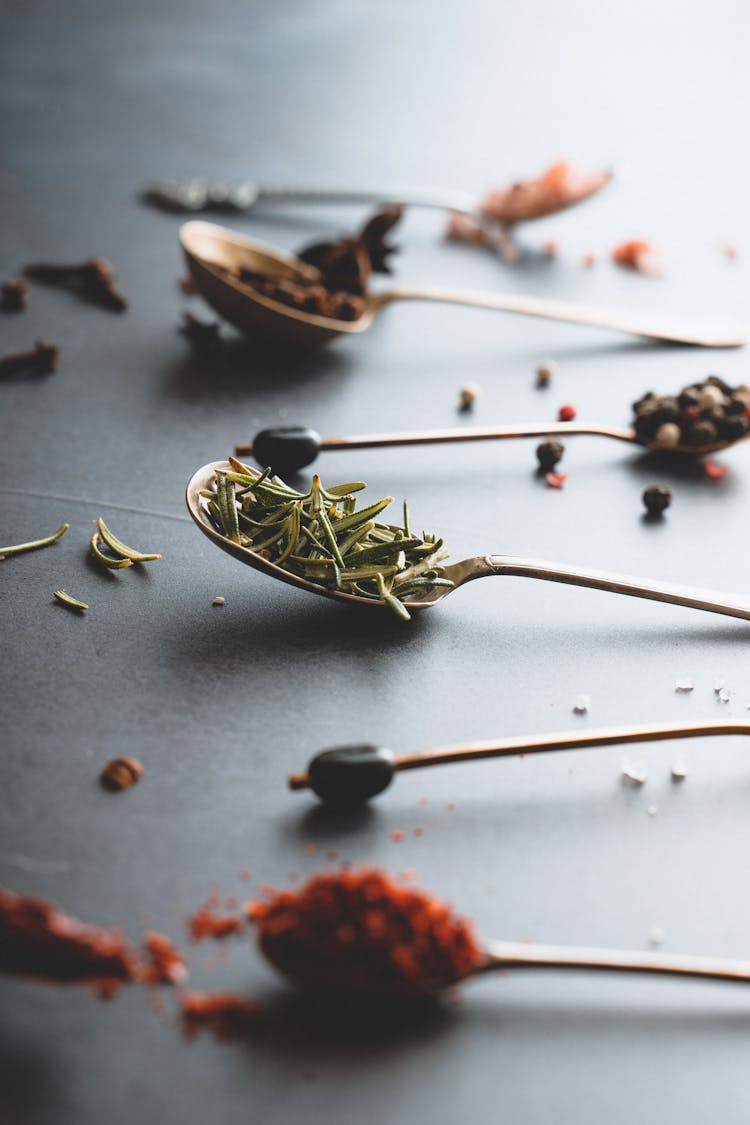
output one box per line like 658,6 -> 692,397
317,423 -> 635,453
477,940 -> 750,986
482,555 -> 750,622
381,286 -> 746,347
394,720 -> 750,773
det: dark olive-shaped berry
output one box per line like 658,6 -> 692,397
642,485 -> 672,516
307,744 -> 396,806
252,426 -> 322,473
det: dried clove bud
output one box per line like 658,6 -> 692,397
1,278 -> 29,312
100,756 -> 144,791
23,258 -> 128,312
0,340 -> 59,377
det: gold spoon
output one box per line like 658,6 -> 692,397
287,721 -> 750,805
254,867 -> 750,996
234,420 -> 748,475
186,460 -> 750,622
180,221 -> 746,349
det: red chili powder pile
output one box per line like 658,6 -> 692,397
248,868 -> 481,994
0,886 -> 139,994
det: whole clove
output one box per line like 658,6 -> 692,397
642,485 -> 672,516
0,340 -> 59,378
23,258 -> 128,312
1,278 -> 29,312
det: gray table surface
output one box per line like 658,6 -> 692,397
3,1 -> 750,1121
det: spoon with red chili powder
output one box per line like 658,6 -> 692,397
252,868 -> 750,995
289,721 -> 750,806
180,221 -> 744,348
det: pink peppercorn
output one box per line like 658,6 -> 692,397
558,404 -> 576,422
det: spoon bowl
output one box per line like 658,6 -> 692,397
180,221 -> 746,349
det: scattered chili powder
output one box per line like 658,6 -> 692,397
187,906 -> 244,943
705,459 -> 728,479
390,829 -> 405,842
558,404 -> 576,421
100,756 -> 143,791
250,868 -> 481,993
413,826 -> 424,837
0,886 -> 138,992
180,991 -> 264,1040
141,931 -> 187,986
546,471 -> 568,489
543,240 -> 558,258
582,253 -> 596,268
611,240 -> 662,276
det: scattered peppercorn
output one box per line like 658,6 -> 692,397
536,439 -> 564,470
558,404 -> 576,421
705,460 -> 728,479
642,485 -> 672,516
458,383 -> 479,410
1,278 -> 29,312
100,757 -> 144,792
535,359 -> 556,386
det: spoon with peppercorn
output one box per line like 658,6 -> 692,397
252,868 -> 750,997
288,720 -> 750,806
186,459 -> 750,624
233,377 -> 750,474
180,221 -> 745,348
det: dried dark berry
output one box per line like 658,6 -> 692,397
536,439 -> 564,470
718,415 -> 749,441
642,485 -> 672,515
683,420 -> 718,446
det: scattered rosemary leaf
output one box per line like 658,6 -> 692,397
53,589 -> 89,611
0,523 -> 69,558
95,517 -> 161,562
89,531 -> 133,569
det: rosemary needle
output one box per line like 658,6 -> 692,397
89,531 -> 133,569
53,590 -> 89,611
0,523 -> 69,558
95,518 -> 161,562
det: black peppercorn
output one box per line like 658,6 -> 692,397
536,439 -> 564,471
642,485 -> 672,515
683,420 -> 718,446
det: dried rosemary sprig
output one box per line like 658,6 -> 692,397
203,459 -> 453,620
89,518 -> 161,569
0,523 -> 69,559
53,589 -> 89,611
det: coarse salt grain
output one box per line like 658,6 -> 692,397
675,680 -> 694,693
671,762 -> 688,782
572,695 -> 590,715
622,763 -> 648,785
718,689 -> 730,703
647,804 -> 658,816
649,926 -> 665,946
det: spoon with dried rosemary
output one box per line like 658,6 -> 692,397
186,459 -> 750,625
179,221 -> 745,348
288,721 -> 750,805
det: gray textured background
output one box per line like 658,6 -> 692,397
3,1 -> 750,1121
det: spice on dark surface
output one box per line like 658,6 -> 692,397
180,991 -> 264,1040
180,311 -> 222,352
558,404 -> 576,422
632,376 -> 750,450
0,886 -> 138,992
23,258 -> 128,311
536,439 -> 564,470
250,868 -> 481,993
642,485 -> 672,516
188,907 -> 245,942
100,756 -> 144,791
1,277 -> 29,311
237,207 -> 402,322
141,931 -> 188,986
0,340 -> 59,378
